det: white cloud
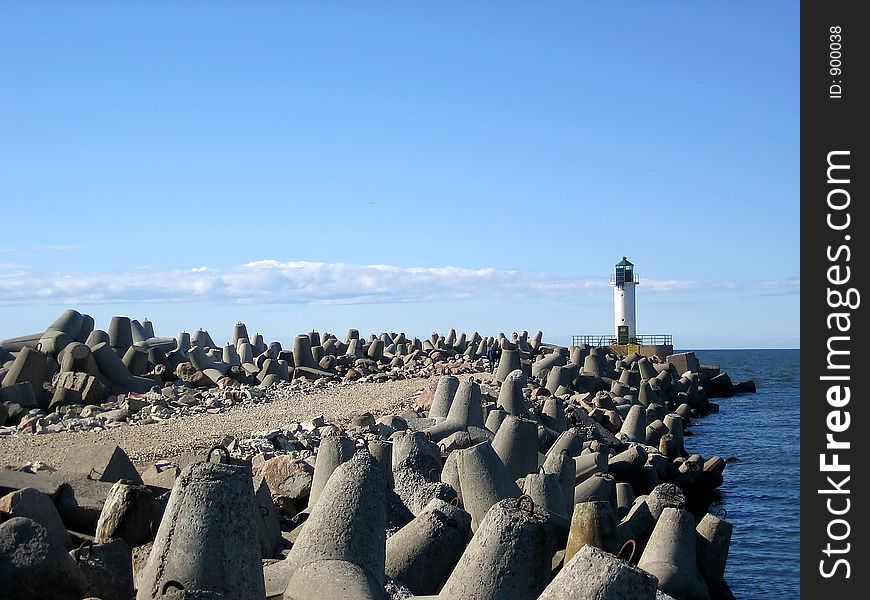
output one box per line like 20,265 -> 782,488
0,244 -> 81,255
0,260 -> 800,306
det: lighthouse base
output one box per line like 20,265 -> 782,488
609,343 -> 674,361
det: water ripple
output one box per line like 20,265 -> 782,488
686,349 -> 800,599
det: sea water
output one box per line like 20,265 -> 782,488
685,349 -> 800,599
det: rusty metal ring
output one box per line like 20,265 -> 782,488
36,342 -> 43,352
560,448 -> 570,456
74,539 -> 93,563
716,508 -> 728,520
161,580 -> 186,594
588,495 -> 600,502
618,539 -> 638,564
450,496 -> 460,506
424,431 -> 432,442
516,494 -> 535,514
538,465 -> 546,475
260,505 -> 270,517
428,468 -> 440,481
207,444 -> 230,463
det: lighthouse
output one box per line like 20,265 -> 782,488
611,257 -> 638,344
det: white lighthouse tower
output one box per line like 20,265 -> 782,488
611,257 -> 638,344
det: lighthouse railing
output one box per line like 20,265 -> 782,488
571,334 -> 672,347
609,272 -> 640,285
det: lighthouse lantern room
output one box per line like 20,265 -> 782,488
611,257 -> 638,344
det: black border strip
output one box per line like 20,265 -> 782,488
801,1 -> 868,596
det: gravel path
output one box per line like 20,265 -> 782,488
0,378 -> 426,469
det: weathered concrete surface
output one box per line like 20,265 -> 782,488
136,461 -> 265,600
539,544 -> 659,600
385,498 -> 471,595
439,497 -> 556,600
284,451 -> 387,598
0,486 -> 72,549
0,517 -> 83,600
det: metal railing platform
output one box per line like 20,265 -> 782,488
571,334 -> 673,347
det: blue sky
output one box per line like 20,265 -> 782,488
0,2 -> 799,349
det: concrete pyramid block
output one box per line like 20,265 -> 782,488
455,442 -> 521,531
307,435 -> 355,512
61,443 -> 143,485
538,544 -> 658,600
136,461 -> 265,600
284,451 -> 388,600
439,497 -> 556,600
491,415 -> 539,480
385,498 -> 472,595
637,507 -> 710,600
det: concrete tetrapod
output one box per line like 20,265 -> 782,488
438,497 -> 556,600
695,513 -> 732,587
538,544 -> 659,600
135,461 -> 265,600
574,451 -> 609,485
445,379 -> 485,428
547,428 -> 586,458
391,430 -> 441,478
619,498 -> 657,555
424,379 -> 485,442
491,415 -> 539,480
620,404 -> 648,443
541,397 -> 568,433
532,350 -> 566,378
637,507 -> 711,600
108,316 -> 134,357
663,414 -> 685,457
428,375 -> 460,419
440,450 -> 463,506
384,498 -> 472,595
494,347 -> 521,383
1,346 -> 49,409
283,451 -> 388,600
292,335 -> 319,369
574,472 -> 617,508
91,342 -> 155,393
542,451 -> 576,520
455,441 -> 522,531
484,408 -> 509,434
522,472 -> 569,543
306,435 -> 356,512
496,371 -> 528,416
565,500 -> 620,562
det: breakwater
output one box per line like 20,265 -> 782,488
1,310 -> 755,599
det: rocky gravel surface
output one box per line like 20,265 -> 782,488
0,378 -> 426,468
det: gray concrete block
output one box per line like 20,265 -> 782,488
439,497 -> 556,600
539,544 -> 658,600
0,517 -> 83,600
60,444 -> 143,485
